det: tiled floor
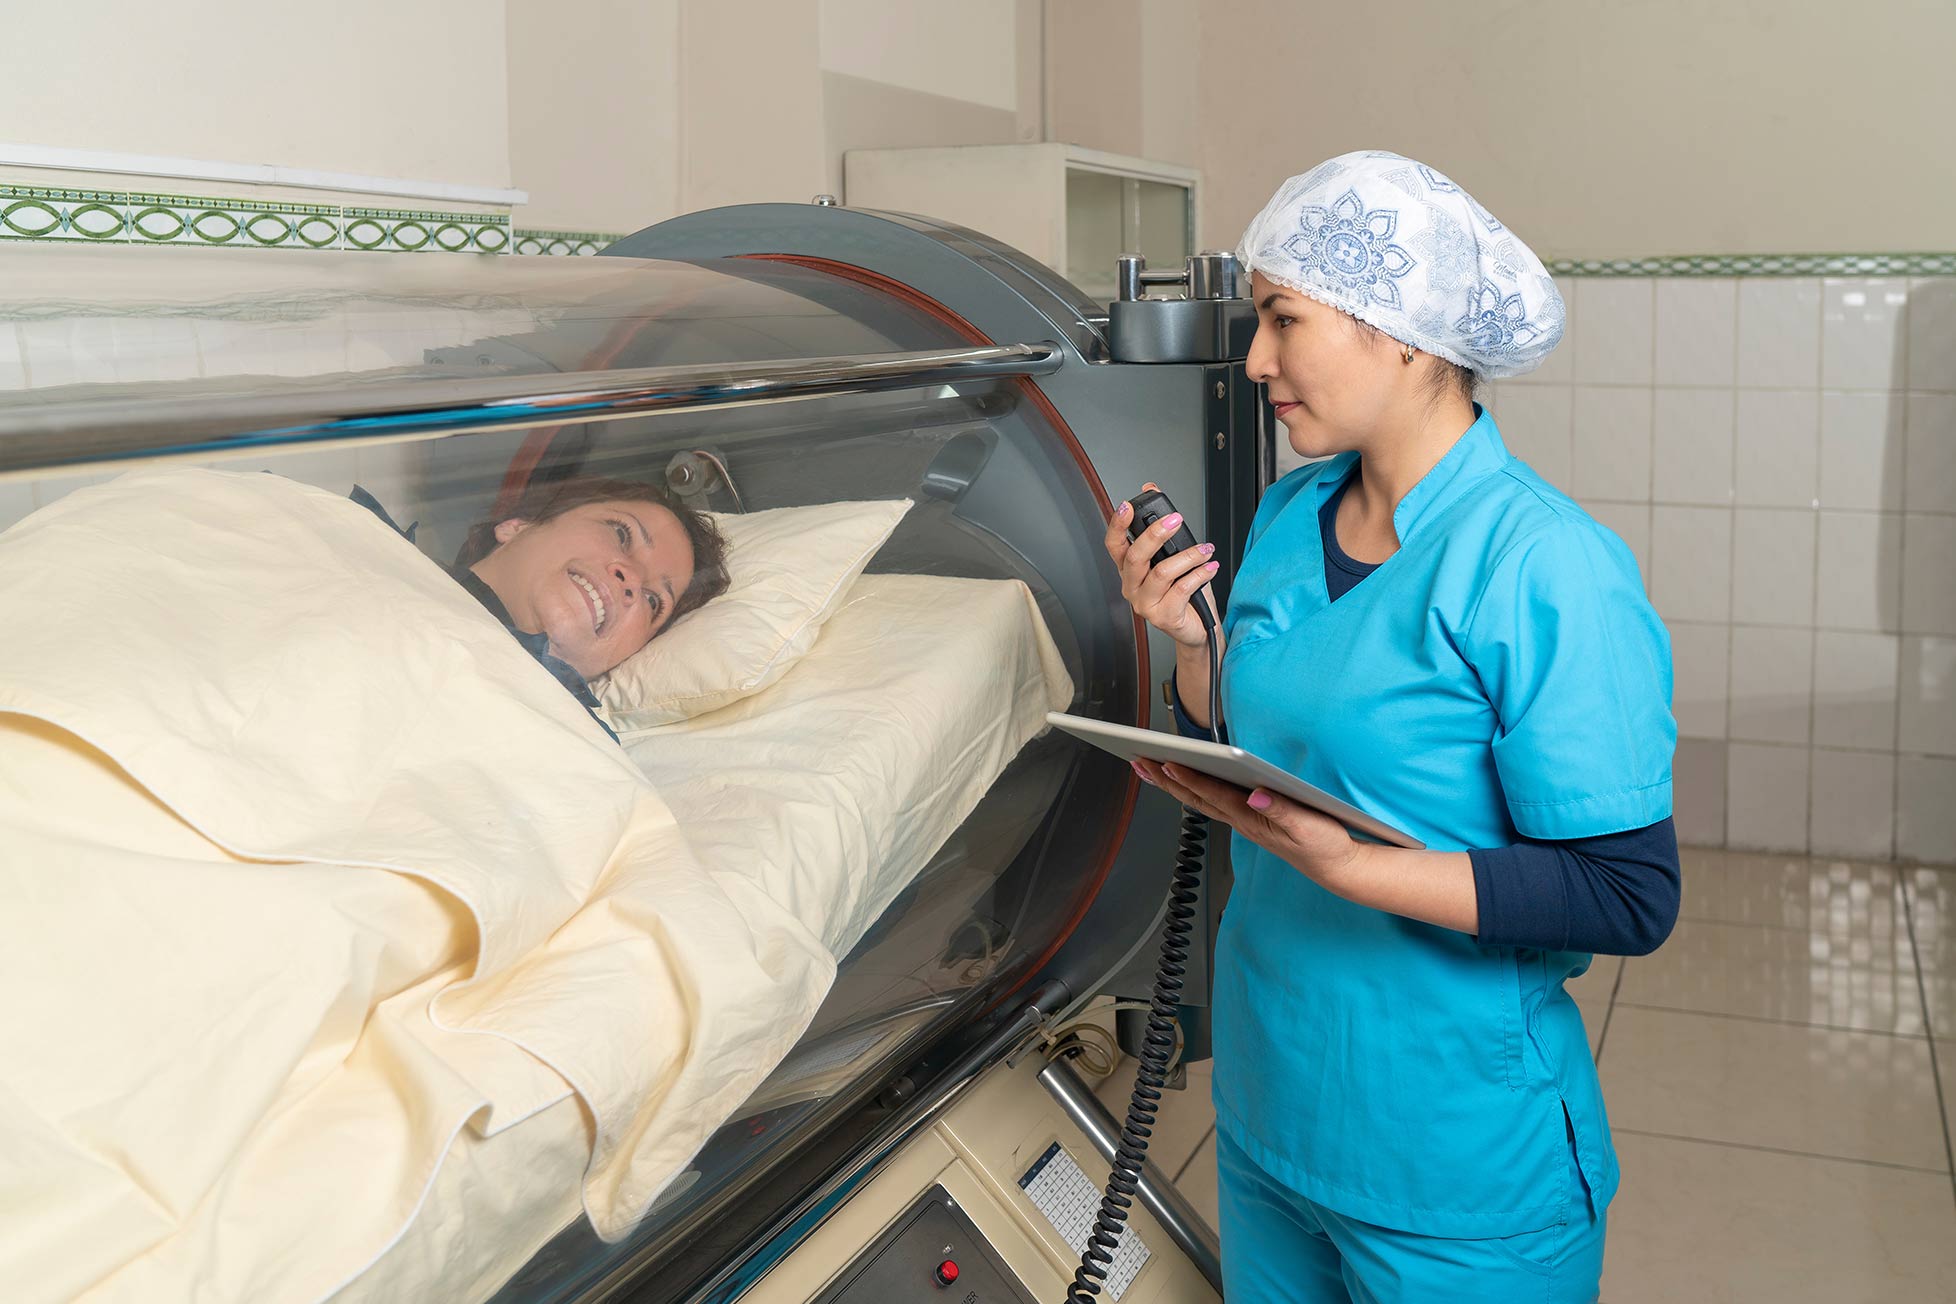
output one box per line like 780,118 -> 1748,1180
1106,849 -> 1956,1301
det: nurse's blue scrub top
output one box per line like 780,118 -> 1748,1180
1211,408 -> 1674,1239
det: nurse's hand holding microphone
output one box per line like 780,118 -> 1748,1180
1105,151 -> 1681,1304
1106,504 -> 1382,900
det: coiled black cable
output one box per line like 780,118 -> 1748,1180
1063,806 -> 1207,1302
1065,591 -> 1222,1302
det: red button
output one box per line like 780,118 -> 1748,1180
935,1259 -> 960,1287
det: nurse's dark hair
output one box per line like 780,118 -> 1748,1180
454,476 -> 731,622
1340,313 -> 1478,407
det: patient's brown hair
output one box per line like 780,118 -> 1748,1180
456,476 -> 731,623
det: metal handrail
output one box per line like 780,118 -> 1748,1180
0,342 -> 1065,478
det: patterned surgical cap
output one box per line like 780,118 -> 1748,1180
1236,150 -> 1564,379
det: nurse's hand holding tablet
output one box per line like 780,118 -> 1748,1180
1105,489 -> 1480,936
1102,502 -> 1375,893
1100,152 -> 1682,1304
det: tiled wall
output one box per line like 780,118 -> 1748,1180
1484,274 -> 1956,864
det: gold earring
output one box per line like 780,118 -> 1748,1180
1402,342 -> 1416,364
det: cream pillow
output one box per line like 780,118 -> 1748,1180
595,498 -> 912,729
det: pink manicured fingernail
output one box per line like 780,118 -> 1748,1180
1199,542 -> 1215,556
1247,789 -> 1273,811
1131,761 -> 1155,785
1162,513 -> 1183,530
1115,501 -> 1131,517
1204,561 -> 1220,572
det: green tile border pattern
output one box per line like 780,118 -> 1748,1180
1549,252 -> 1956,277
15,182 -> 1936,273
0,183 -> 514,254
513,229 -> 622,256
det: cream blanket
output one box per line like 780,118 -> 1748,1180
0,469 -> 835,1302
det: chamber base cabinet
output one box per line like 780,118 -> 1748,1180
843,143 -> 1197,305
743,1050 -> 1219,1304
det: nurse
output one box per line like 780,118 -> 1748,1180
1108,151 -> 1680,1302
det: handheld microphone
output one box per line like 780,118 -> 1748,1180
1125,483 -> 1216,631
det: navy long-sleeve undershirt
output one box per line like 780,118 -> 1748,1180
1165,476 -> 1681,957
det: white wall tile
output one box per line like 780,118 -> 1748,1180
28,470 -> 118,509
1810,749 -> 1896,860
1572,385 -> 1653,501
1735,389 -> 1820,508
1732,508 -> 1816,627
1651,505 -> 1732,623
108,318 -> 203,384
1573,279 -> 1653,386
1655,279 -> 1737,388
1492,383 -> 1572,490
17,319 -> 84,389
1670,620 -> 1730,739
1814,631 -> 1901,751
1819,391 -> 1904,512
1673,738 -> 1728,846
1520,280 -> 1576,385
1729,625 -> 1812,744
1583,501 -> 1650,583
1817,512 -> 1903,632
1653,388 -> 1735,506
1904,392 -> 1956,513
1902,514 -> 1956,636
0,480 -> 37,533
249,448 -> 362,496
1898,755 -> 1956,863
1737,278 -> 1822,390
1906,276 -> 1956,393
1727,742 -> 1810,853
1822,279 -> 1908,391
1899,636 -> 1956,757
0,322 -> 24,389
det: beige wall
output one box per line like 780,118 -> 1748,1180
12,1 -> 1945,256
0,1 -> 512,190
506,0 -> 679,232
1198,0 -> 1956,259
675,0 -> 829,214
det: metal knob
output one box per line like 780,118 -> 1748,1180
1116,253 -> 1197,302
1115,251 -> 1244,302
811,194 -> 838,207
1187,251 -> 1241,301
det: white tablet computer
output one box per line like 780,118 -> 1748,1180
1046,711 -> 1425,850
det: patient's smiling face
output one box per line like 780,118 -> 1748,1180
471,499 -> 697,679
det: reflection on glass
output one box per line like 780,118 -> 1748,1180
0,249 -> 1138,1303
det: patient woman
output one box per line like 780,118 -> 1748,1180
356,475 -> 729,735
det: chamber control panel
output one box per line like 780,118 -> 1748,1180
807,1184 -> 1036,1304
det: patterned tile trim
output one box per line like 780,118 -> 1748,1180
1549,252 -> 1956,277
512,229 -> 623,257
1,183 -> 512,254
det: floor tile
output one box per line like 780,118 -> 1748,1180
1679,849 -> 1906,940
1620,918 -> 1925,1034
1923,968 -> 1956,1038
1602,1132 -> 1956,1303
1904,868 -> 1956,1035
1937,1042 -> 1956,1171
1904,866 -> 1954,967
1600,1006 -> 1946,1170
1094,1057 -> 1215,1178
1174,1130 -> 1220,1231
1568,954 -> 1621,1057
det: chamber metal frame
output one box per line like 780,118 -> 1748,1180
0,342 -> 1063,478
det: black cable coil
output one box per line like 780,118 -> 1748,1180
1063,804 -> 1208,1302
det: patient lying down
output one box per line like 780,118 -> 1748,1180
359,476 -> 730,734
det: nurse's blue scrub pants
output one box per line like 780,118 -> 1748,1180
1216,1129 -> 1607,1303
